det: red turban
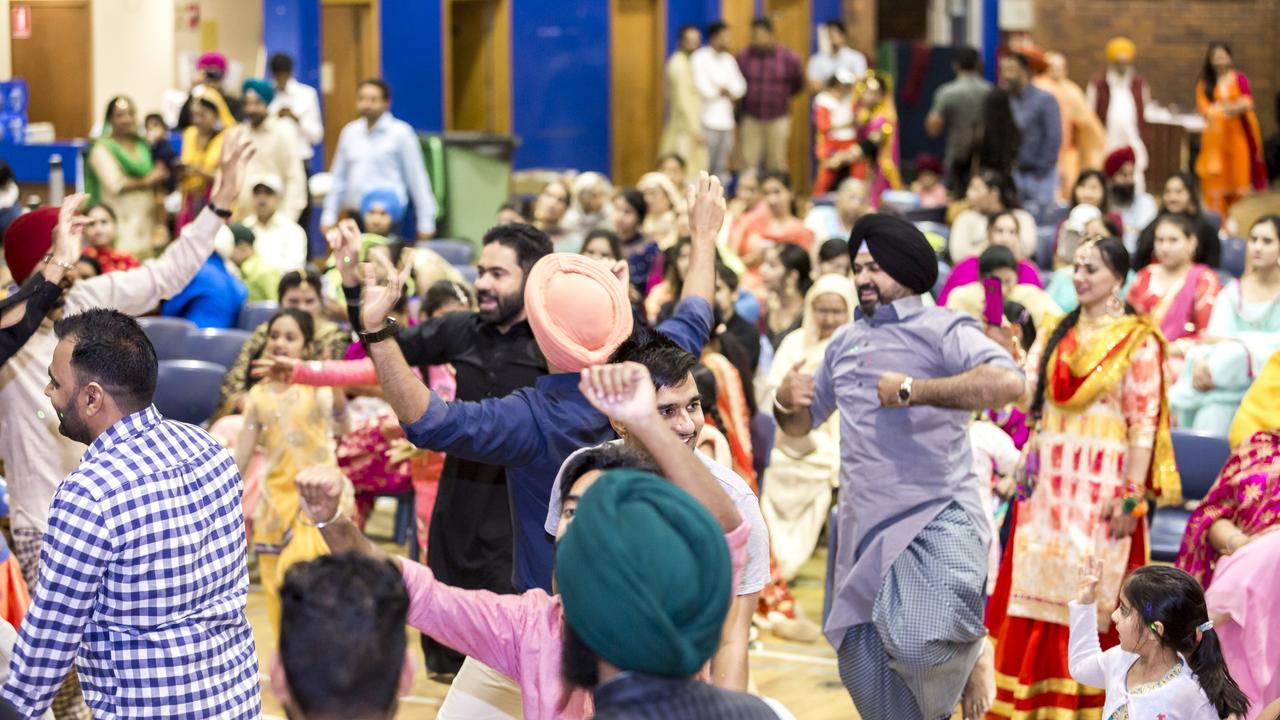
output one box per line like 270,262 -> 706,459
3,208 -> 58,285
524,253 -> 633,373
1103,146 -> 1136,178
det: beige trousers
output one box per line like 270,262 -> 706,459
739,115 -> 791,173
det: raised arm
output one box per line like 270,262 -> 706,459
680,172 -> 727,306
362,255 -> 433,424
1066,558 -> 1108,688
579,362 -> 740,531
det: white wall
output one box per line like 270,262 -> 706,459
0,0 -> 11,80
92,0 -> 176,120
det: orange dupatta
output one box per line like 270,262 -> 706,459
1041,313 -> 1182,505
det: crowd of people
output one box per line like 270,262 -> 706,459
0,15 -> 1276,720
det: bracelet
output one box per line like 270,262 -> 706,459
42,253 -> 76,272
772,394 -> 794,415
313,505 -> 344,530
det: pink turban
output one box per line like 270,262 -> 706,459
524,253 -> 634,372
197,52 -> 228,74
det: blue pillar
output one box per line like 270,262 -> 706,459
262,0 -> 321,90
982,0 -> 1000,81
380,0 -> 444,131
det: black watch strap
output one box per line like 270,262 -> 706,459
358,316 -> 399,344
208,203 -> 233,219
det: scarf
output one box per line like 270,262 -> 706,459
85,136 -> 153,204
1042,313 -> 1182,505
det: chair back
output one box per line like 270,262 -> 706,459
237,301 -> 279,332
1170,429 -> 1231,501
420,239 -> 474,265
1219,236 -> 1246,278
136,317 -> 196,361
154,360 -> 226,426
182,328 -> 252,369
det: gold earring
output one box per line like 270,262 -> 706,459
1107,290 -> 1124,316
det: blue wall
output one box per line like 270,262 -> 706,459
262,0 -> 321,90
665,0 -> 720,56
510,2 -> 610,172
381,0 -> 445,131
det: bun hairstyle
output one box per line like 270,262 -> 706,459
1030,236 -> 1131,420
1122,566 -> 1250,719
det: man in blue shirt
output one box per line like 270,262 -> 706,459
320,79 -> 437,240
1000,52 -> 1062,220
353,174 -> 726,595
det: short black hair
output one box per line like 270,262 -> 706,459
751,16 -> 773,32
269,52 -> 294,75
580,229 -> 623,261
76,254 -> 102,276
1005,51 -> 1031,71
278,268 -> 323,302
616,188 -> 648,225
279,553 -> 408,718
955,46 -> 981,72
824,20 -> 846,35
85,201 -> 117,222
656,152 -> 686,171
498,196 -> 533,222
715,261 -> 739,292
143,113 -> 166,129
53,308 -> 157,413
559,444 -> 659,508
358,78 -> 391,101
978,245 -> 1018,276
482,223 -> 553,276
705,21 -> 728,40
611,331 -> 699,391
267,307 -> 315,346
423,280 -> 472,317
678,24 -> 700,38
818,237 -> 849,263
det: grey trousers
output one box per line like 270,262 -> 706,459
705,128 -> 735,184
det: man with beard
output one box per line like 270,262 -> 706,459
332,221 -> 550,712
773,214 -> 1024,720
1102,145 -> 1157,253
2,308 -> 259,717
0,135 -> 252,720
234,79 -> 307,221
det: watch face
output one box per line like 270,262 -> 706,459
898,387 -> 909,401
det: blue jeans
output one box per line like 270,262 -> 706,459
1014,168 -> 1058,221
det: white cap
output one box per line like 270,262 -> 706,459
250,173 -> 283,195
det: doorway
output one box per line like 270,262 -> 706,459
763,0 -> 812,194
444,0 -> 510,133
12,0 -> 93,139
610,0 -> 665,185
320,0 -> 380,166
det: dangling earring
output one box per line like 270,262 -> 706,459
1107,289 -> 1124,317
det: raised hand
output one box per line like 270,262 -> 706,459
776,360 -> 815,412
685,171 -> 727,241
1075,556 -> 1103,605
210,129 -> 256,209
296,465 -> 346,524
328,218 -> 363,287
579,362 -> 658,427
53,193 -> 89,262
249,355 -> 300,383
360,251 -> 412,332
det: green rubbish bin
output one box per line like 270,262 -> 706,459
420,131 -> 518,255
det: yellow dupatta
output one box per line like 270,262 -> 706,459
180,85 -> 236,194
1040,313 -> 1182,505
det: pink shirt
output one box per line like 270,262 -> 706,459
399,521 -> 752,720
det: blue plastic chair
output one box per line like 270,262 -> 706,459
237,301 -> 279,332
1149,430 -> 1232,562
153,360 -> 226,426
420,239 -> 475,266
1219,236 -> 1246,278
182,328 -> 252,369
749,412 -> 775,486
904,206 -> 946,224
823,505 -> 839,626
1035,225 -> 1057,271
136,317 -> 197,361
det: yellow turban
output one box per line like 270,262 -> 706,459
1106,37 -> 1136,63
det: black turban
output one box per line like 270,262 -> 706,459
848,214 -> 939,294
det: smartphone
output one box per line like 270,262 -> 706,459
982,277 -> 1004,326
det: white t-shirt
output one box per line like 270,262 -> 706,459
691,46 -> 747,132
806,47 -> 868,86
545,440 -> 772,596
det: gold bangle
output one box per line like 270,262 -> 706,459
42,253 -> 76,273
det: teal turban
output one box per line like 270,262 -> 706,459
554,470 -> 731,677
242,78 -> 275,105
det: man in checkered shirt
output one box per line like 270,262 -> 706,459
1,308 -> 259,718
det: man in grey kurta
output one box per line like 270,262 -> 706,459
775,214 -> 1024,720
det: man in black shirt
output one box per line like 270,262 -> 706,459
336,221 -> 550,686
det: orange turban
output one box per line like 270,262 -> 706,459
1106,37 -> 1136,63
524,253 -> 634,372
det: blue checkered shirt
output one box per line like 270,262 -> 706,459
1,406 -> 260,718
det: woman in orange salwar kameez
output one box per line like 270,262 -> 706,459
1195,42 -> 1266,217
986,237 -> 1182,719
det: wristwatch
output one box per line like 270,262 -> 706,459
358,316 -> 400,344
207,202 -> 233,219
897,376 -> 914,405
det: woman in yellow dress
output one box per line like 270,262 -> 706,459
233,308 -> 350,631
986,235 -> 1182,718
177,85 -> 236,233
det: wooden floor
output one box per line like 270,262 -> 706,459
252,501 -> 858,719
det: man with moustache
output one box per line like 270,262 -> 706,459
774,214 -> 1024,720
333,221 -> 551,707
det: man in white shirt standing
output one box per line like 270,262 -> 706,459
692,22 -> 747,185
242,174 -> 308,274
237,79 -> 308,222
321,79 -> 437,240
806,21 -> 868,93
268,53 -> 324,170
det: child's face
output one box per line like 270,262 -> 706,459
266,315 -> 308,360
145,119 -> 165,143
918,170 -> 939,188
364,204 -> 394,236
1111,589 -> 1153,653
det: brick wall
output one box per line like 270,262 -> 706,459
1028,0 -> 1280,135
